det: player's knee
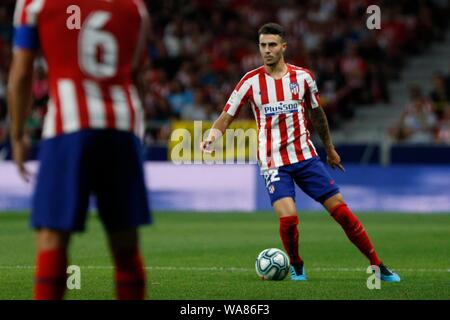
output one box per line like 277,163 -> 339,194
323,193 -> 345,214
273,197 -> 297,218
36,229 -> 70,251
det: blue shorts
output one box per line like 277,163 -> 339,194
32,129 -> 151,232
263,157 -> 340,205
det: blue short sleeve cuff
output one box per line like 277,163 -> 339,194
13,26 -> 39,51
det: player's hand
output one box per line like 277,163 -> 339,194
326,148 -> 345,172
200,138 -> 215,154
11,137 -> 31,183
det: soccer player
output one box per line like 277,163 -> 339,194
8,0 -> 151,299
201,23 -> 400,282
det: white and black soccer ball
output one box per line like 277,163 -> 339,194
255,248 -> 290,280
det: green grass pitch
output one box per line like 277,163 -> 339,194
0,211 -> 449,300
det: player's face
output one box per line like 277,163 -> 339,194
259,34 -> 287,67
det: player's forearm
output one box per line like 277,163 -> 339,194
7,50 -> 35,140
212,112 -> 234,135
309,107 -> 335,151
7,74 -> 33,140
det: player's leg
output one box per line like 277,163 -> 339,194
323,193 -> 400,282
92,130 -> 151,299
294,156 -> 400,282
31,132 -> 91,299
323,193 -> 382,265
273,197 -> 303,266
106,227 -> 146,300
263,167 -> 306,280
33,229 -> 71,300
273,197 -> 307,281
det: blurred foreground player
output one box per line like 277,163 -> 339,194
8,0 -> 151,299
202,23 -> 400,283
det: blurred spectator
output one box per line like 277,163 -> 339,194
435,106 -> 450,144
430,73 -> 450,119
389,86 -> 437,143
0,0 -> 450,152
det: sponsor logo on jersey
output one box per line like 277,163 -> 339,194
262,100 -> 301,116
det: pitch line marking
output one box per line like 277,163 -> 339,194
0,266 -> 449,273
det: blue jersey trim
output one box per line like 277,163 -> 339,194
13,26 -> 39,51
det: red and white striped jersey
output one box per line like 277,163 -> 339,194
224,64 -> 320,171
13,0 -> 149,139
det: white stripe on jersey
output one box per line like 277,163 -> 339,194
42,99 -> 56,138
129,85 -> 144,139
264,75 -> 283,167
25,0 -> 45,25
298,109 -> 312,159
83,80 -> 106,128
111,85 -> 131,131
285,115 -> 298,164
13,0 -> 25,26
58,79 -> 80,132
271,117 -> 283,167
265,75 -> 278,104
279,76 -> 296,164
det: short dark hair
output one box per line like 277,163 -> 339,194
258,23 -> 286,41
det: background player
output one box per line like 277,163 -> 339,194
202,23 -> 400,282
8,0 -> 151,299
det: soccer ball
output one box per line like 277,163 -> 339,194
255,248 -> 290,280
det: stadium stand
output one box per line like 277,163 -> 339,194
0,0 -> 449,162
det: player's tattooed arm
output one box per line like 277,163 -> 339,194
308,107 -> 334,151
308,107 -> 345,171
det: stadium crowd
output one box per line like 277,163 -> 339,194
1,0 -> 450,154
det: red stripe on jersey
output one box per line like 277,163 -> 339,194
253,102 -> 261,130
252,102 -> 261,162
301,102 -> 317,157
125,84 -> 136,132
289,70 -> 299,100
258,73 -> 269,105
265,116 -> 273,168
304,80 -> 312,109
224,103 -> 231,113
20,0 -> 33,25
275,78 -> 290,165
236,67 -> 264,91
235,86 -> 253,116
292,112 -> 305,162
275,78 -> 284,101
75,82 -> 89,129
101,86 -> 116,129
278,114 -> 291,165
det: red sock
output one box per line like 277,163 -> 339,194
33,249 -> 68,300
113,247 -> 146,300
279,216 -> 303,265
331,203 -> 381,266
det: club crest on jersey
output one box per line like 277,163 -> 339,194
289,82 -> 300,95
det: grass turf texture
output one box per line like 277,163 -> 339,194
0,211 -> 449,300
